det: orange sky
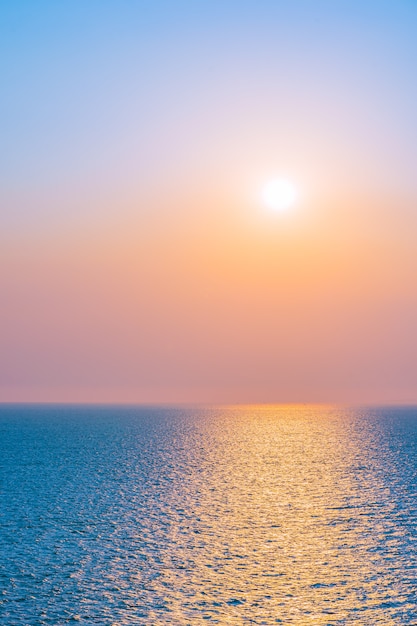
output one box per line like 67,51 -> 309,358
1,1 -> 417,403
2,184 -> 417,404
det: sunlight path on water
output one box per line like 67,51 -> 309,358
0,404 -> 416,624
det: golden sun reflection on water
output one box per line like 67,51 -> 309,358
2,404 -> 415,624
134,406 -> 414,624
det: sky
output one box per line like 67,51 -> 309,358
1,0 -> 417,404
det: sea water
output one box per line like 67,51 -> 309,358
0,404 -> 416,624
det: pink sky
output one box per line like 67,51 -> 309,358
2,185 -> 417,404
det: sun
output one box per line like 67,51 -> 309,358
262,178 -> 298,212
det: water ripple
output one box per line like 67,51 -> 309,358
0,404 -> 416,624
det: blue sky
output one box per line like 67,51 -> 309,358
2,0 -> 417,224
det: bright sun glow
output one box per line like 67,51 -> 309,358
262,178 -> 298,212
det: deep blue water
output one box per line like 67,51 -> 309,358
0,404 -> 416,625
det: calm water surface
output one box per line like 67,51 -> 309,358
0,405 -> 416,624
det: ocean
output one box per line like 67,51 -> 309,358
0,404 -> 416,624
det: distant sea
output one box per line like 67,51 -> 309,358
1,404 -> 416,624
